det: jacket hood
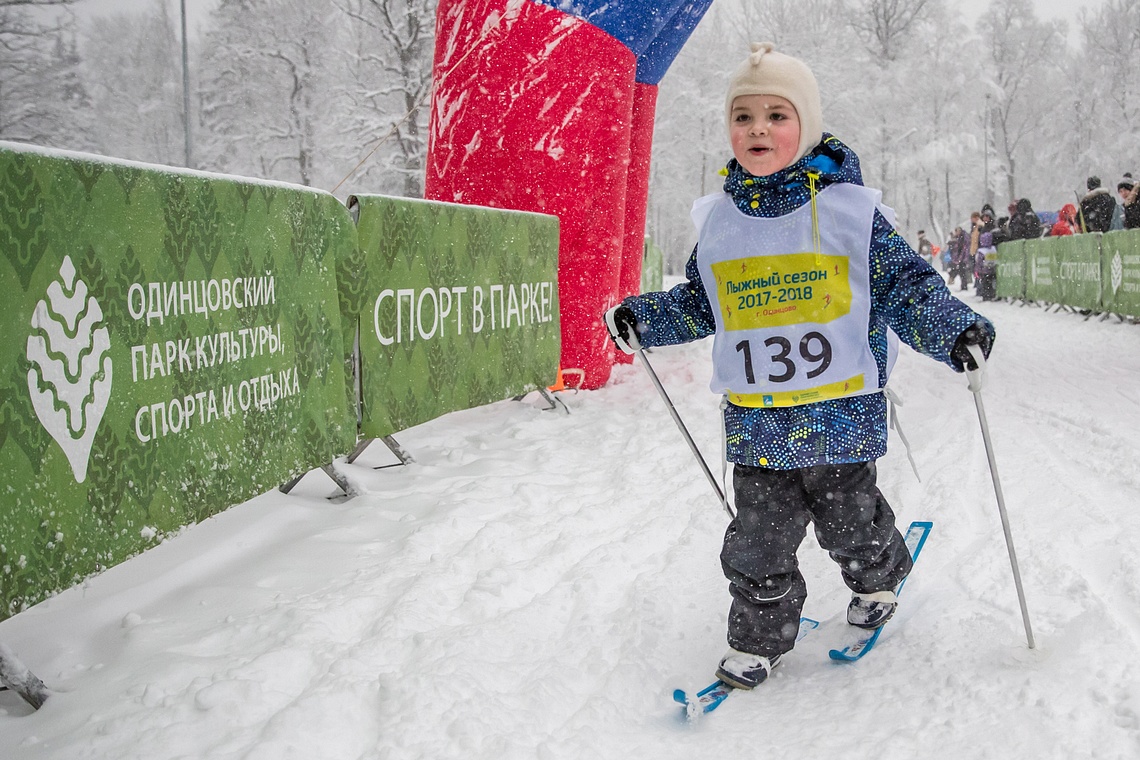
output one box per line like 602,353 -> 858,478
1016,198 -> 1034,214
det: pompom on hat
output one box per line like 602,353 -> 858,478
725,42 -> 823,166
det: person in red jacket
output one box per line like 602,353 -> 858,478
1050,204 -> 1078,237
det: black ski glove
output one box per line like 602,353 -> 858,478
603,304 -> 640,355
950,321 -> 993,372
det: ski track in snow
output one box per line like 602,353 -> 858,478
2,289 -> 1140,759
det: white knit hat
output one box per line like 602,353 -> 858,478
725,42 -> 823,166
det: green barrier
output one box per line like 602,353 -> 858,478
1100,231 -> 1140,318
342,194 -> 560,439
0,142 -> 354,619
1023,238 -> 1060,303
996,239 -> 1025,299
1051,233 -> 1102,311
641,236 -> 663,294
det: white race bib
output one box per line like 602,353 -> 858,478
694,184 -> 887,407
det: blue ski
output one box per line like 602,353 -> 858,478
828,520 -> 932,662
673,617 -> 819,718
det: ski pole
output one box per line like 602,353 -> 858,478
635,347 -> 735,519
964,344 -> 1035,649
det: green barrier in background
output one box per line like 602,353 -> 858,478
0,142 -> 354,620
341,195 -> 560,439
1100,231 -> 1140,318
1024,238 -> 1060,303
995,239 -> 1025,300
641,237 -> 663,294
1051,233 -> 1102,311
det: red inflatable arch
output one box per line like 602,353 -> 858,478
425,0 -> 714,389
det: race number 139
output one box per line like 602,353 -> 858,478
735,331 -> 833,384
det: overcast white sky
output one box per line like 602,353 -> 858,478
958,0 -> 1106,27
76,0 -> 220,36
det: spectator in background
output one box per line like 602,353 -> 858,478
976,231 -> 998,301
916,230 -> 934,263
1008,198 -> 1043,240
1079,176 -> 1116,232
1111,198 -> 1125,231
969,210 -> 981,247
1050,204 -> 1079,237
977,207 -> 998,294
971,210 -> 991,296
946,226 -> 966,284
951,221 -> 975,291
980,205 -> 997,232
1118,174 -> 1140,230
993,215 -> 1011,244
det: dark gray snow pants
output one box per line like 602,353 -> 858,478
721,461 -> 912,658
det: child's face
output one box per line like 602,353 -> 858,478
729,94 -> 801,177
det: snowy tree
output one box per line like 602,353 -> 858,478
82,0 -> 184,166
197,0 -> 346,187
847,0 -> 932,62
1074,0 -> 1140,177
336,0 -> 435,198
843,0 -> 937,213
192,0 -> 434,196
977,0 -> 1062,205
899,4 -> 985,239
0,0 -> 96,149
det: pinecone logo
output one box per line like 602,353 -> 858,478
26,256 -> 113,483
1112,250 -> 1123,294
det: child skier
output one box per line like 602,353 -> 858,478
604,43 -> 995,690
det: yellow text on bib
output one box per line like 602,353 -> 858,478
711,252 -> 852,330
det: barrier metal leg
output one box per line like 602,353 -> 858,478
321,464 -> 355,497
345,438 -> 372,465
512,387 -> 570,414
381,435 -> 415,465
278,473 -> 304,495
344,436 -> 415,470
279,464 -> 355,498
536,387 -> 569,414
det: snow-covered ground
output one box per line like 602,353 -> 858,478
2,287 -> 1140,759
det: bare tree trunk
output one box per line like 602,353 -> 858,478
401,82 -> 422,197
1006,155 -> 1016,203
926,175 -> 935,236
945,167 -> 952,230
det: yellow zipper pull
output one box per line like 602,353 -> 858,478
807,170 -> 822,265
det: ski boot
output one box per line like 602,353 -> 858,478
847,590 -> 898,630
715,648 -> 782,690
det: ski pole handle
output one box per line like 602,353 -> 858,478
964,343 -> 986,391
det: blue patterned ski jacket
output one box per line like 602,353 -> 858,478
623,134 -> 994,470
